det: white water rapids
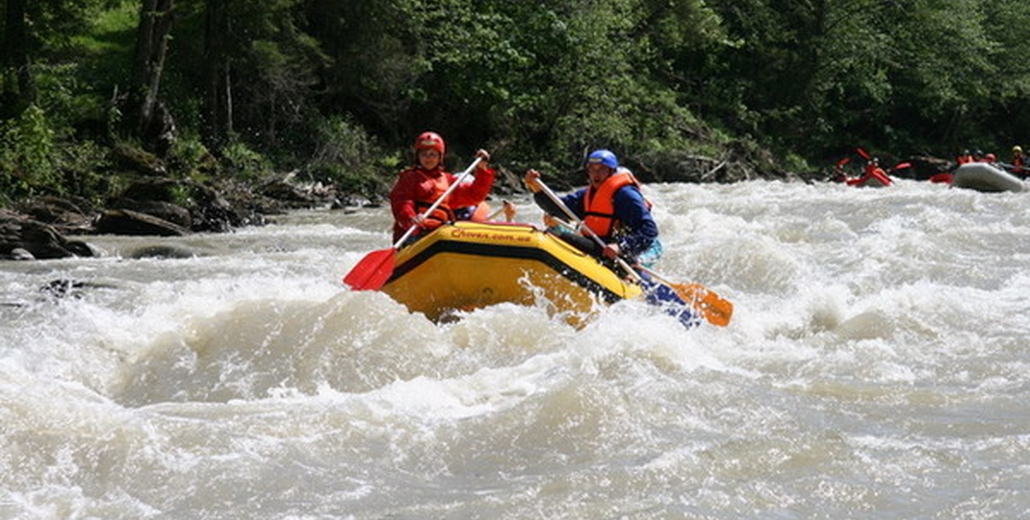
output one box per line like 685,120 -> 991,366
2,179 -> 1029,519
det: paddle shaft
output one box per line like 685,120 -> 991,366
485,200 -> 514,222
634,265 -> 684,292
394,157 -> 483,247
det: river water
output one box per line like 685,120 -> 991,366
2,179 -> 1029,519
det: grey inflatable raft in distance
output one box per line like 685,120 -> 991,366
952,163 -> 1025,193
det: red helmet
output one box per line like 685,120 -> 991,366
414,131 -> 445,156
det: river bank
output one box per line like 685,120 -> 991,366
2,143 -> 957,262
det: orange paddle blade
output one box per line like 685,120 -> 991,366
343,248 -> 396,291
675,283 -> 734,327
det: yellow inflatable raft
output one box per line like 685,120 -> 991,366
380,221 -> 642,324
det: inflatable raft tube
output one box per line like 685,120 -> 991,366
952,163 -> 1025,193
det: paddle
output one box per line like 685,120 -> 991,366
547,213 -> 733,327
636,265 -> 733,327
534,181 -> 733,326
485,200 -> 516,222
343,157 -> 483,291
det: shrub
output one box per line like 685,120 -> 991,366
0,105 -> 58,198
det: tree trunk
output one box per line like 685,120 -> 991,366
1,0 -> 35,119
202,0 -> 233,152
128,0 -> 176,154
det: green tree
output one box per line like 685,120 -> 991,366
304,0 -> 722,171
2,0 -> 35,119
125,0 -> 176,155
3,0 -> 110,119
684,0 -> 1016,158
172,0 -> 328,157
976,0 -> 1030,148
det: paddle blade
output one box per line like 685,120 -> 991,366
675,283 -> 734,327
643,280 -> 702,329
343,248 -> 396,291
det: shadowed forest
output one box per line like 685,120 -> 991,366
3,0 -> 1030,203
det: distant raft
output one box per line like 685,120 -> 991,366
844,169 -> 892,188
951,163 -> 1025,193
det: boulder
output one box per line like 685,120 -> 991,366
0,210 -> 96,260
110,197 -> 192,229
110,144 -> 167,177
15,196 -> 95,234
113,177 -> 244,233
120,177 -> 183,203
259,179 -> 318,207
94,209 -> 189,236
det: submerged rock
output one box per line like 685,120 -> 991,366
126,244 -> 198,259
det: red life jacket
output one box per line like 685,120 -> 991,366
413,170 -> 456,226
582,170 -> 646,239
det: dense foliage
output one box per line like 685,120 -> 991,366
3,0 -> 1030,203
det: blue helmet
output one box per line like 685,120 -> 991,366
587,149 -> 618,169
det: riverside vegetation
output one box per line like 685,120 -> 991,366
3,0 -> 1030,258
